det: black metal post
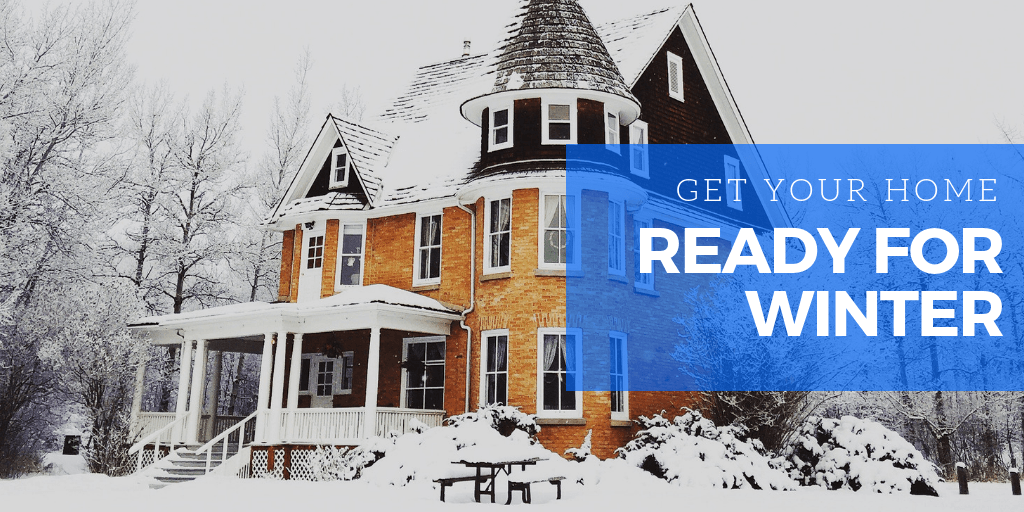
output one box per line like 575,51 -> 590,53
1011,470 -> 1021,496
957,464 -> 969,495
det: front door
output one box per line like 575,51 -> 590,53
298,225 -> 326,302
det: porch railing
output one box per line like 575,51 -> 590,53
128,414 -> 188,473
262,407 -> 446,445
136,412 -> 177,439
195,411 -> 259,473
375,407 -> 445,436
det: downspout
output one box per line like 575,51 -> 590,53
456,202 -> 476,414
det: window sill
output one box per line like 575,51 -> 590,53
411,283 -> 440,292
611,419 -> 632,428
534,269 -> 584,278
480,271 -> 512,282
608,273 -> 628,284
535,418 -> 586,426
633,286 -> 659,297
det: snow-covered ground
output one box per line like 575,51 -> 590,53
1,471 -> 1019,512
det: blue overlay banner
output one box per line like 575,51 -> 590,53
566,144 -> 1024,391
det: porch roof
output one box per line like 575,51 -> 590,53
129,285 -> 464,346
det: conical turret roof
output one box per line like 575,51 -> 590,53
490,0 -> 638,102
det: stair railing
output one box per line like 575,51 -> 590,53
128,414 -> 188,473
194,411 -> 259,474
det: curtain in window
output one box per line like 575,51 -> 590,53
543,334 -> 558,372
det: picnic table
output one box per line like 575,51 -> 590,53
435,457 -> 549,503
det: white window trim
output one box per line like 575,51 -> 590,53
479,329 -> 509,407
335,222 -> 366,290
413,212 -> 443,287
484,197 -> 512,275
400,336 -> 446,410
541,96 -> 578,145
537,192 -> 581,271
633,217 -> 655,290
536,327 -> 583,419
608,200 -> 626,276
610,331 -> 629,421
488,103 -> 514,152
667,51 -> 684,102
629,120 -> 650,178
303,352 -> 354,407
604,106 -> 620,154
724,155 -> 743,211
329,146 -> 350,189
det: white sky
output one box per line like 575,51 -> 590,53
52,1 -> 1024,155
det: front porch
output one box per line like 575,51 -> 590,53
127,285 -> 464,473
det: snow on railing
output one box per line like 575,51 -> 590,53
375,407 -> 444,437
195,411 -> 259,474
285,408 -> 365,444
128,414 -> 188,473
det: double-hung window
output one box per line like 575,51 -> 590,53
537,328 -> 583,417
540,194 -> 578,269
542,98 -> 577,145
629,121 -> 649,178
667,51 -> 684,102
403,337 -> 446,410
486,198 -> 512,273
330,147 -> 350,189
415,214 -> 442,285
337,223 -> 364,287
481,330 -> 509,406
633,219 -> 654,290
605,107 -> 620,153
724,155 -> 743,210
489,105 -> 513,151
610,332 -> 629,421
608,201 -> 625,276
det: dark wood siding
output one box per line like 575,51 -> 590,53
304,140 -> 369,203
473,97 -> 566,179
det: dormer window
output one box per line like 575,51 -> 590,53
330,147 -> 350,189
489,105 -> 513,151
605,107 -> 620,154
542,98 -> 577,145
667,51 -> 684,102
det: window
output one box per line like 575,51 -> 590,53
667,51 -> 684,102
610,332 -> 629,421
489,105 -> 513,151
633,219 -> 653,290
330,147 -> 350,188
306,235 -> 324,269
403,337 -> 445,410
542,98 -> 577,145
605,107 -> 620,153
629,121 -> 649,178
481,330 -> 508,406
415,214 -> 442,285
301,352 -> 354,407
537,328 -> 582,417
486,198 -> 511,273
724,155 -> 743,211
337,223 -> 364,286
540,194 -> 577,268
608,201 -> 625,276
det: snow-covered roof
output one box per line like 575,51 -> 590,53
332,116 -> 398,205
489,0 -> 637,103
596,6 -> 687,86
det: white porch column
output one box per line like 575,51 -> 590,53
254,333 -> 274,442
268,331 -> 289,444
286,333 -> 304,442
203,350 -> 222,441
185,339 -> 208,444
363,326 -> 381,439
173,340 -> 193,443
129,354 -> 147,437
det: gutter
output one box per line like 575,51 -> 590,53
456,201 -> 476,414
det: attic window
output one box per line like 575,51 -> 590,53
605,107 -> 620,154
489,105 -> 513,151
330,147 -> 350,189
629,120 -> 649,178
667,51 -> 684,102
542,98 -> 577,145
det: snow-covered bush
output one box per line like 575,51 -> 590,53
445,404 -> 540,439
780,416 -> 940,496
617,410 -> 796,490
565,429 -> 593,462
303,437 -> 394,481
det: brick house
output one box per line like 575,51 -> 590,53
127,0 -> 789,480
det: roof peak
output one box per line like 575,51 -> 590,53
489,0 -> 637,102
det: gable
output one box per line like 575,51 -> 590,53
304,140 -> 371,202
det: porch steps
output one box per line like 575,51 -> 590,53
145,446 -> 238,489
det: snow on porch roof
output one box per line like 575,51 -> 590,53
129,285 -> 464,336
